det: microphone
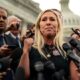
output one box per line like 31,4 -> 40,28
14,67 -> 26,80
62,43 -> 80,63
52,70 -> 65,80
26,30 -> 34,38
44,60 -> 55,72
69,38 -> 80,51
44,60 -> 65,80
71,28 -> 80,37
34,61 -> 44,80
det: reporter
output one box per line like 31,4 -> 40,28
69,38 -> 80,80
0,7 -> 22,80
21,23 -> 35,44
67,28 -> 80,80
0,7 -> 14,80
6,15 -> 22,48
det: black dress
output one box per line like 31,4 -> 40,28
29,45 -> 69,80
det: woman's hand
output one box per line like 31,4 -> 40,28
18,38 -> 33,79
23,38 -> 34,54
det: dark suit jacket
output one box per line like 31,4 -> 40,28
0,34 -> 23,73
5,33 -> 21,48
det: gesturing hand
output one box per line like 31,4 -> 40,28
23,38 -> 34,54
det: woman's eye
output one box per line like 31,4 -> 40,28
50,17 -> 55,21
41,17 -> 56,21
41,17 -> 47,21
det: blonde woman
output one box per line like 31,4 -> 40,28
18,9 -> 69,80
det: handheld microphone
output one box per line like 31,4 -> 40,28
52,70 -> 65,80
69,38 -> 80,51
44,60 -> 65,80
34,61 -> 44,80
71,28 -> 80,37
62,43 -> 80,63
44,60 -> 55,72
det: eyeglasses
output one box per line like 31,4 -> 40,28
0,16 -> 7,20
10,23 -> 20,30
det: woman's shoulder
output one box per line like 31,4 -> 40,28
30,46 -> 38,53
29,46 -> 41,58
29,47 -> 43,65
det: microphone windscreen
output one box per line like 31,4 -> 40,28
34,61 -> 44,72
69,39 -> 77,47
62,43 -> 80,63
62,43 -> 71,52
44,60 -> 55,70
69,39 -> 80,51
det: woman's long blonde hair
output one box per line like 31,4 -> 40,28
33,9 -> 65,58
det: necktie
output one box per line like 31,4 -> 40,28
16,37 -> 21,48
0,35 -> 5,46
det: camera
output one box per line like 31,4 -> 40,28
71,28 -> 80,37
26,30 -> 34,38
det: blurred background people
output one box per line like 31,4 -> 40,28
0,6 -> 14,80
0,7 -> 22,80
5,15 -> 23,73
21,23 -> 35,45
6,15 -> 22,48
71,28 -> 80,40
69,28 -> 80,80
26,23 -> 35,38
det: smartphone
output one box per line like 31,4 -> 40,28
8,45 -> 17,49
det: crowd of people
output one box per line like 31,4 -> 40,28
0,6 -> 80,80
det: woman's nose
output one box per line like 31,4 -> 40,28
46,19 -> 51,25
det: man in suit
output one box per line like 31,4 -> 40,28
0,7 -> 10,57
0,6 -> 14,80
6,16 -> 23,73
6,15 -> 22,48
0,7 -> 22,80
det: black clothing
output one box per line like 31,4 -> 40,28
6,33 -> 22,48
0,34 -> 20,47
0,34 -> 22,69
10,47 -> 22,73
0,35 -> 5,46
14,67 -> 26,80
29,45 -> 69,80
0,34 -> 23,80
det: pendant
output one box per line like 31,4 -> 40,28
47,54 -> 51,58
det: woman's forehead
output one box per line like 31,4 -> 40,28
43,10 -> 55,15
41,11 -> 57,18
43,9 -> 61,17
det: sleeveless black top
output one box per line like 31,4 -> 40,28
29,45 -> 69,80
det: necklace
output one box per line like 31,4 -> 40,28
42,45 -> 55,58
43,45 -> 61,58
